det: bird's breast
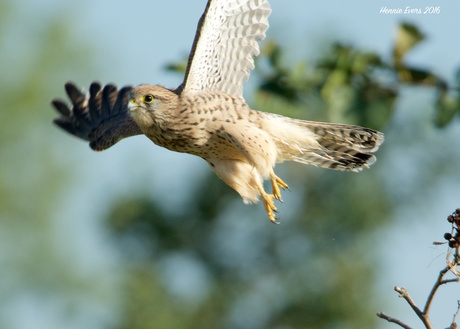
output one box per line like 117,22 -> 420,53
144,92 -> 255,158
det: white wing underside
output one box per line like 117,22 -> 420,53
180,0 -> 271,98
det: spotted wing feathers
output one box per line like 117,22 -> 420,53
179,0 -> 271,98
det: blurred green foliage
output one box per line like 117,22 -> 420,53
392,23 -> 460,127
254,41 -> 396,130
0,3 -> 116,328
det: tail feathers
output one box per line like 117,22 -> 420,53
275,118 -> 384,172
297,120 -> 384,153
290,146 -> 377,172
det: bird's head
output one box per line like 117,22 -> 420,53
128,85 -> 178,127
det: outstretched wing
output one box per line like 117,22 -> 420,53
52,82 -> 142,151
178,0 -> 271,98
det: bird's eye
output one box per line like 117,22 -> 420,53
143,94 -> 154,103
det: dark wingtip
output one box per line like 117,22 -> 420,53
53,118 -> 76,135
89,141 -> 104,152
53,118 -> 92,142
90,137 -> 115,152
89,82 -> 102,96
112,86 -> 133,115
52,81 -> 141,151
100,84 -> 118,117
89,140 -> 99,151
51,99 -> 71,116
65,81 -> 85,104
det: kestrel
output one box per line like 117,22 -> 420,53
52,0 -> 384,223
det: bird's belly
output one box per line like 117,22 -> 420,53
147,129 -> 244,161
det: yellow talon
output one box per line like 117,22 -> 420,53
257,184 -> 279,224
270,170 -> 289,202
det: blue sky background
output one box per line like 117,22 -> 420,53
2,0 -> 460,328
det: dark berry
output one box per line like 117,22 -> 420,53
448,240 -> 459,248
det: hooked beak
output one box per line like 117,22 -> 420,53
127,98 -> 139,112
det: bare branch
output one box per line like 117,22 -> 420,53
441,278 -> 460,285
423,266 -> 450,315
378,208 -> 460,329
376,312 -> 413,329
424,243 -> 460,318
394,286 -> 433,329
450,300 -> 460,329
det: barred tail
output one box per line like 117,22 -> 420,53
264,114 -> 384,172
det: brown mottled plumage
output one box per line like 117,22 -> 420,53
52,0 -> 383,223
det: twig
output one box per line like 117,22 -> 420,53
422,253 -> 460,322
447,255 -> 460,277
441,278 -> 460,285
423,265 -> 450,315
376,312 -> 413,329
450,300 -> 460,329
378,209 -> 460,328
395,286 -> 433,329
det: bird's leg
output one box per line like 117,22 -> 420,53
269,170 -> 289,202
256,183 -> 279,224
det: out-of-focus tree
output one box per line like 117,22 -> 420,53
0,2 -> 120,328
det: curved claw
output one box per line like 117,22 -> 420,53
270,170 -> 289,203
256,183 -> 280,224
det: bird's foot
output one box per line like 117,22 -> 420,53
263,193 -> 279,224
257,185 -> 279,224
270,171 -> 289,202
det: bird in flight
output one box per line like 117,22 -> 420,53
52,0 -> 384,223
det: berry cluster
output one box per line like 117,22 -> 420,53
444,208 -> 460,248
